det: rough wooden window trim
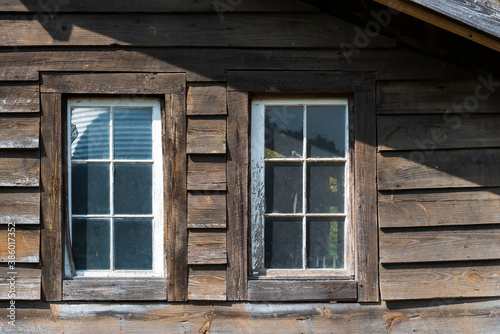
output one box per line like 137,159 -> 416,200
226,70 -> 379,302
40,72 -> 187,301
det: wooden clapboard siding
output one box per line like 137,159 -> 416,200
0,115 -> 39,149
377,79 -> 500,114
187,192 -> 226,229
188,266 -> 227,301
187,117 -> 226,154
187,155 -> 226,191
380,226 -> 500,263
188,230 -> 227,265
0,151 -> 39,187
378,114 -> 500,151
63,279 -> 166,301
0,84 -> 39,112
379,188 -> 500,228
0,230 -> 39,263
378,148 -> 500,190
0,13 -> 395,48
380,262 -> 500,300
0,189 -> 40,225
187,84 -> 227,115
0,267 -> 40,300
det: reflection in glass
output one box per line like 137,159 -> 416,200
71,164 -> 110,215
265,163 -> 302,213
265,219 -> 302,268
307,106 -> 346,158
71,107 -> 110,159
307,219 -> 344,269
264,106 -> 303,158
114,164 -> 153,215
114,108 -> 153,159
72,218 -> 110,270
307,163 -> 345,214
114,219 -> 153,270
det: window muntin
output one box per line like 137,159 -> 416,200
66,98 -> 163,278
250,99 -> 353,277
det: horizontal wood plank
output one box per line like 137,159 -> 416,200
63,279 -> 166,301
187,155 -> 226,191
187,117 -> 226,154
188,230 -> 227,265
187,192 -> 226,228
188,265 -> 227,301
0,84 -> 39,112
0,116 -> 39,149
247,279 -> 357,301
0,267 -> 40,300
379,188 -> 500,228
0,230 -> 39,263
0,151 -> 39,187
378,114 -> 500,151
377,149 -> 500,190
381,262 -> 500,300
187,84 -> 227,115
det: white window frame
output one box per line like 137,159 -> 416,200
65,98 -> 164,278
250,98 -> 353,278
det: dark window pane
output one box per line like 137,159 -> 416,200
307,163 -> 345,213
71,164 -> 110,215
307,106 -> 346,158
113,219 -> 153,270
265,163 -> 302,213
71,107 -> 110,159
264,106 -> 303,158
265,219 -> 302,269
307,219 -> 344,269
113,108 -> 153,159
114,164 -> 153,215
72,218 -> 110,270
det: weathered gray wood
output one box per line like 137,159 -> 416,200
0,230 -> 39,263
0,151 -> 39,187
187,155 -> 226,191
248,279 -> 357,301
187,117 -> 226,154
188,230 -> 227,265
378,149 -> 500,190
378,114 -> 500,151
188,266 -> 227,301
379,188 -> 500,228
0,267 -> 40,300
187,84 -> 227,115
0,189 -> 39,225
380,227 -> 500,263
0,13 -> 395,48
381,262 -> 500,300
187,192 -> 226,229
41,72 -> 184,94
0,84 -> 39,112
63,279 -> 167,301
0,116 -> 39,149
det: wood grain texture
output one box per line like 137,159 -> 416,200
187,192 -> 226,229
378,114 -> 500,151
226,91 -> 249,301
0,267 -> 40,300
0,13 -> 395,48
0,84 -> 39,112
187,155 -> 226,191
381,262 -> 500,300
379,188 -> 500,228
63,279 -> 167,301
187,84 -> 227,115
188,265 -> 227,301
378,149 -> 500,190
0,230 -> 39,263
187,117 -> 226,154
247,279 -> 357,301
188,230 -> 227,265
0,115 -> 39,149
0,189 -> 40,225
0,151 -> 39,187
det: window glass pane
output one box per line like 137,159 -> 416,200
265,106 -> 303,158
307,163 -> 345,213
71,164 -> 110,215
307,106 -> 346,158
72,218 -> 110,270
114,164 -> 152,215
265,219 -> 302,269
113,108 -> 153,159
113,219 -> 153,270
265,163 -> 302,213
71,107 -> 110,159
307,219 -> 344,269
